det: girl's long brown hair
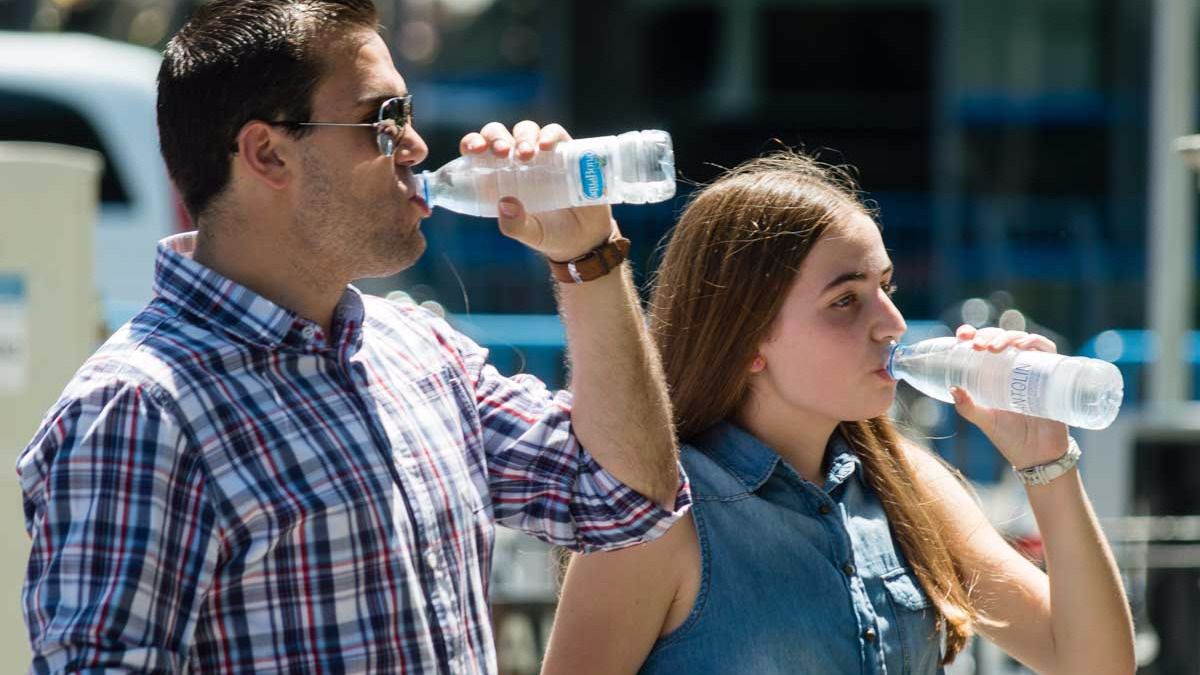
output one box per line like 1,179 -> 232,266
648,150 -> 978,663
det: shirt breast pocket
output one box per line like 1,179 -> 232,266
881,567 -> 942,673
402,367 -> 494,543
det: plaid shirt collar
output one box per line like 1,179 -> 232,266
153,232 -> 366,354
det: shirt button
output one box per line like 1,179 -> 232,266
864,628 -> 877,642
818,504 -> 832,515
425,550 -> 439,569
300,325 -> 316,340
842,563 -> 856,576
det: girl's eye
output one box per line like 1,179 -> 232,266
832,281 -> 897,309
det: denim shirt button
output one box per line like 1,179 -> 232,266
818,503 -> 832,515
863,628 -> 877,642
842,563 -> 856,576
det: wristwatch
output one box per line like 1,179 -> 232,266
1012,436 -> 1081,487
547,234 -> 631,284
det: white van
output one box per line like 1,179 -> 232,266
0,31 -> 188,334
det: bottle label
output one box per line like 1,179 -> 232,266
578,152 -> 606,200
1008,350 -> 1054,416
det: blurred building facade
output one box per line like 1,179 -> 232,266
402,0 -> 1153,355
0,0 -> 1163,350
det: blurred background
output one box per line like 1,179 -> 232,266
3,0 -> 1200,672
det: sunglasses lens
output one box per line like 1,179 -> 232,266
376,132 -> 396,157
381,97 -> 406,124
376,97 -> 409,157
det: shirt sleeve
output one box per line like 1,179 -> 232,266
16,382 -> 221,673
421,310 -> 691,553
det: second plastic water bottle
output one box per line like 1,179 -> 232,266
885,336 -> 1124,430
417,130 -> 676,217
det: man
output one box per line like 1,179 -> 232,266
16,1 -> 687,671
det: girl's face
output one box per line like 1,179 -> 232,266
749,210 -> 908,425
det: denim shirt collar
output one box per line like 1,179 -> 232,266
695,420 -> 865,493
152,233 -> 366,353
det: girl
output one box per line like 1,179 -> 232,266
540,151 -> 1134,674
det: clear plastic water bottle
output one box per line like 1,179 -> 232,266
885,337 -> 1124,430
417,130 -> 676,216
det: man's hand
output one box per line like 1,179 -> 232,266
459,121 -> 616,261
460,121 -> 680,509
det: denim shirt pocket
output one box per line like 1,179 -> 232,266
881,567 -> 941,673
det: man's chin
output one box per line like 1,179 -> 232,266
357,230 -> 426,279
387,230 -> 426,273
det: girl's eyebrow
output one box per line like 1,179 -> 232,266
822,264 -> 894,293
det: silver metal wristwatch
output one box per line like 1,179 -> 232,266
1012,436 -> 1082,487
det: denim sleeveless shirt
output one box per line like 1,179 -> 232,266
639,422 -> 944,675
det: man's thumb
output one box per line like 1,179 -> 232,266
497,197 -> 538,243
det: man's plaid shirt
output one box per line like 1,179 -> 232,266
17,233 -> 690,673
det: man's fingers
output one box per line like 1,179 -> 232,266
479,122 -> 514,156
459,132 -> 488,155
462,121 -> 568,158
512,120 -> 541,161
537,123 -> 571,150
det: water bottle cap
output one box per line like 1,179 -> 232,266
883,340 -> 900,379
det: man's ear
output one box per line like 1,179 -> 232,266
233,121 -> 293,191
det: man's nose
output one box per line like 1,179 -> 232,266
394,126 -> 429,167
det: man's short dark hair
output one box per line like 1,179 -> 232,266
157,0 -> 379,218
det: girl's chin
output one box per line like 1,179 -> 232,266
846,398 -> 897,422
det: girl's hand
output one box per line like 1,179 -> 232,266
949,324 -> 1072,469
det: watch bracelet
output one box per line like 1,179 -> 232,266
1012,436 -> 1082,487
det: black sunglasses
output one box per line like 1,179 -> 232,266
264,95 -> 413,157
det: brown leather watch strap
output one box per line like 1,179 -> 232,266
547,235 -> 632,283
